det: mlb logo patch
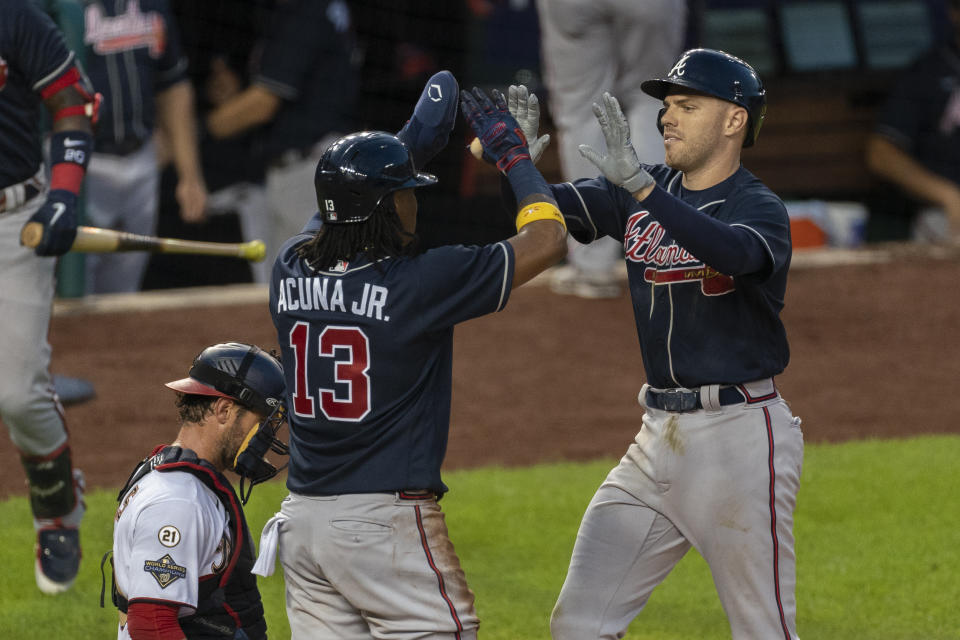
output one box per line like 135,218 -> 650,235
0,55 -> 8,92
332,260 -> 348,272
324,199 -> 337,221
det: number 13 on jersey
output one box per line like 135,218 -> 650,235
289,321 -> 371,421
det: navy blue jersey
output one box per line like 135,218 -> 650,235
554,166 -> 791,388
875,42 -> 960,184
81,0 -> 187,151
252,0 -> 357,160
0,0 -> 76,186
270,219 -> 515,496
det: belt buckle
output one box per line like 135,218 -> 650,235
658,388 -> 698,412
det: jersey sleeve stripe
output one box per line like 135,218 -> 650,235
32,51 -> 75,93
253,75 -> 298,100
731,223 -> 776,268
666,171 -> 682,193
565,182 -> 598,241
698,199 -> 726,210
495,242 -> 510,312
156,57 -> 188,87
874,124 -> 913,151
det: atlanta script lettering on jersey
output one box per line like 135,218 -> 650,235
84,0 -> 166,57
276,277 -> 390,321
624,209 -> 734,295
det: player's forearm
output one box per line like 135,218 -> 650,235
205,85 -> 281,139
156,82 -> 204,183
865,134 -> 960,208
44,87 -> 94,136
508,217 -> 567,288
508,191 -> 567,287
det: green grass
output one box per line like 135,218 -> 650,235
2,435 -> 958,639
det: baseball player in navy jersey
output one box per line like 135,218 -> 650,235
110,342 -> 287,640
206,0 -> 359,274
250,82 -> 567,638
509,49 -> 802,639
82,0 -> 207,293
0,0 -> 100,594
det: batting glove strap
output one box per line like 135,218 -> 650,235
26,189 -> 78,256
493,137 -> 531,174
621,168 -> 655,194
461,86 -> 533,176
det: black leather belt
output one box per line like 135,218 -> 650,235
96,137 -> 146,156
645,386 -> 745,412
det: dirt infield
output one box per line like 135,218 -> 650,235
2,253 -> 959,498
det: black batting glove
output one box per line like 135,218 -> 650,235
25,189 -> 78,256
460,87 -> 530,174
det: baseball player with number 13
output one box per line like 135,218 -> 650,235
252,74 -> 567,638
509,49 -> 803,639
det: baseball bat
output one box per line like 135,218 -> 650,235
20,223 -> 266,262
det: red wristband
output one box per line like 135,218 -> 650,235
50,162 -> 85,196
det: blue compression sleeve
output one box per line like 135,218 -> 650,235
642,185 -> 770,276
504,157 -> 551,204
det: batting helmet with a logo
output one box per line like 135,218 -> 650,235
642,48 -> 767,147
314,131 -> 437,224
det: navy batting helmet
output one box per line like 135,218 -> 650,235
315,131 -> 437,224
641,48 -> 767,147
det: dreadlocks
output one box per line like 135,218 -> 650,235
297,198 -> 417,271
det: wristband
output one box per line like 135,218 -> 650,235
48,130 -> 92,195
516,202 -> 566,232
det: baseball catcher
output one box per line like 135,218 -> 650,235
107,343 -> 287,640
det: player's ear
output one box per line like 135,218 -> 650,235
212,396 -> 236,424
724,105 -> 748,144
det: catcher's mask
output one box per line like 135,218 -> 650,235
166,342 -> 288,504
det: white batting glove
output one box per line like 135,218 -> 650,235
507,84 -> 550,165
578,92 -> 654,194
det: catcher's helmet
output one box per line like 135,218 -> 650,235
166,342 -> 284,416
166,342 -> 288,503
641,48 -> 767,147
315,131 -> 437,224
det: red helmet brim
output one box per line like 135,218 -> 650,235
165,377 -> 232,399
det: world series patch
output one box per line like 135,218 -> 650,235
144,554 -> 187,588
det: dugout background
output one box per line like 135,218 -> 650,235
41,0 -> 959,292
